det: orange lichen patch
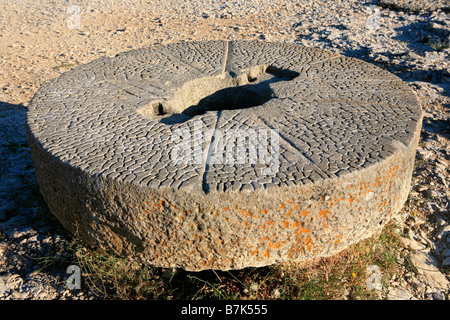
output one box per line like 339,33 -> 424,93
297,226 -> 310,234
287,246 -> 301,259
357,182 -> 372,190
334,234 -> 343,245
299,210 -> 310,217
250,249 -> 259,256
261,209 -> 268,214
279,203 -> 285,209
282,220 -> 289,228
303,235 -> 313,251
292,221 -> 300,229
320,219 -> 329,229
319,209 -> 330,219
292,225 -> 311,238
285,197 -> 294,205
259,219 -> 276,231
287,225 -> 312,259
263,248 -> 270,258
241,210 -> 261,219
223,207 -> 229,211
348,195 -> 355,205
267,240 -> 284,250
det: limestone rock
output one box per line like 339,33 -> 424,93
406,251 -> 449,290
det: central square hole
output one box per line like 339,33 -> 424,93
137,65 -> 299,124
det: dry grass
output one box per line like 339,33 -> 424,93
67,220 -> 405,300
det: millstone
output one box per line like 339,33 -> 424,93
26,40 -> 422,271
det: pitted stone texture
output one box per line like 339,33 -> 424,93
27,41 -> 422,271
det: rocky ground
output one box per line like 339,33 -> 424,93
0,0 -> 449,300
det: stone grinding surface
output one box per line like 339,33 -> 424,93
26,41 -> 422,271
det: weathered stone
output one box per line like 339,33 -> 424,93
26,41 -> 423,271
400,237 -> 426,251
387,287 -> 417,300
435,225 -> 450,241
406,252 -> 449,289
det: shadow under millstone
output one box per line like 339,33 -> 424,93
160,67 -> 300,125
0,101 -> 31,222
0,100 -> 67,236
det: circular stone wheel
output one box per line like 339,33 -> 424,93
27,41 -> 422,271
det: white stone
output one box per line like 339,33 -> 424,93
387,287 -> 417,300
400,237 -> 426,251
407,252 -> 449,289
